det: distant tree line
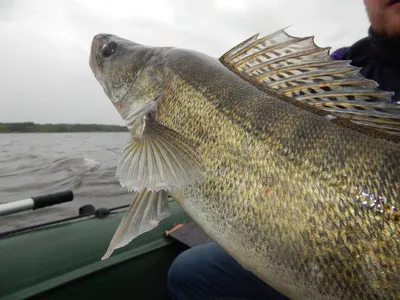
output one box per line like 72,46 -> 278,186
0,122 -> 128,133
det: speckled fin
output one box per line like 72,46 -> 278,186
117,117 -> 204,192
220,28 -> 400,136
102,189 -> 170,260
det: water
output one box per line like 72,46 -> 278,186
0,132 -> 133,231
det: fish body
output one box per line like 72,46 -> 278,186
89,31 -> 400,299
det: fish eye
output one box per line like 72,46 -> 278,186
101,40 -> 118,58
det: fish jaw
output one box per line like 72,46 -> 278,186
89,33 -> 164,126
89,33 -> 111,81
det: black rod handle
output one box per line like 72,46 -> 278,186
0,190 -> 74,217
32,190 -> 74,210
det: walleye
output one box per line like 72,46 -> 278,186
89,29 -> 400,299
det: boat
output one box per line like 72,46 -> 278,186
0,191 -> 210,300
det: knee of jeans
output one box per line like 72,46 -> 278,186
167,250 -> 196,299
168,243 -> 219,299
168,249 -> 194,287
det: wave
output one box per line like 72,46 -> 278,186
0,156 -> 100,178
0,156 -> 103,195
0,132 -> 132,231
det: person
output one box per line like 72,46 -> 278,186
167,1 -> 400,299
331,0 -> 400,104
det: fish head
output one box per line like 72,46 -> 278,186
90,34 -> 165,126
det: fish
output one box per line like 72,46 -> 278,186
89,28 -> 400,299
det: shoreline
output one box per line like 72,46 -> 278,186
0,122 -> 128,133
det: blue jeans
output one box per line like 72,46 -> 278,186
168,242 -> 288,300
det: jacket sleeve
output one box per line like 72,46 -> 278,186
330,47 -> 348,60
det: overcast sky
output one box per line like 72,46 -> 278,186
0,0 -> 370,125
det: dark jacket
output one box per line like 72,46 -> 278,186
330,27 -> 400,103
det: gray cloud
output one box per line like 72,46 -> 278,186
0,0 -> 370,125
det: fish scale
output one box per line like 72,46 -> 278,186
89,29 -> 400,299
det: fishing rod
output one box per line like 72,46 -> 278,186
0,190 -> 74,217
0,189 -> 132,238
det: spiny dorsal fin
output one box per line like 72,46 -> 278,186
220,28 -> 400,137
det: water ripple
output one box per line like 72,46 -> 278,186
0,132 -> 131,231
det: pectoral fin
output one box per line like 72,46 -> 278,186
102,189 -> 170,260
103,117 -> 203,260
117,117 -> 204,192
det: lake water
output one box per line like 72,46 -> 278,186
0,132 -> 133,231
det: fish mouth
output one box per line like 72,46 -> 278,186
89,33 -> 132,104
89,33 -> 115,80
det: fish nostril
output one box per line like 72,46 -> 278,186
92,34 -> 112,47
94,33 -> 108,39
